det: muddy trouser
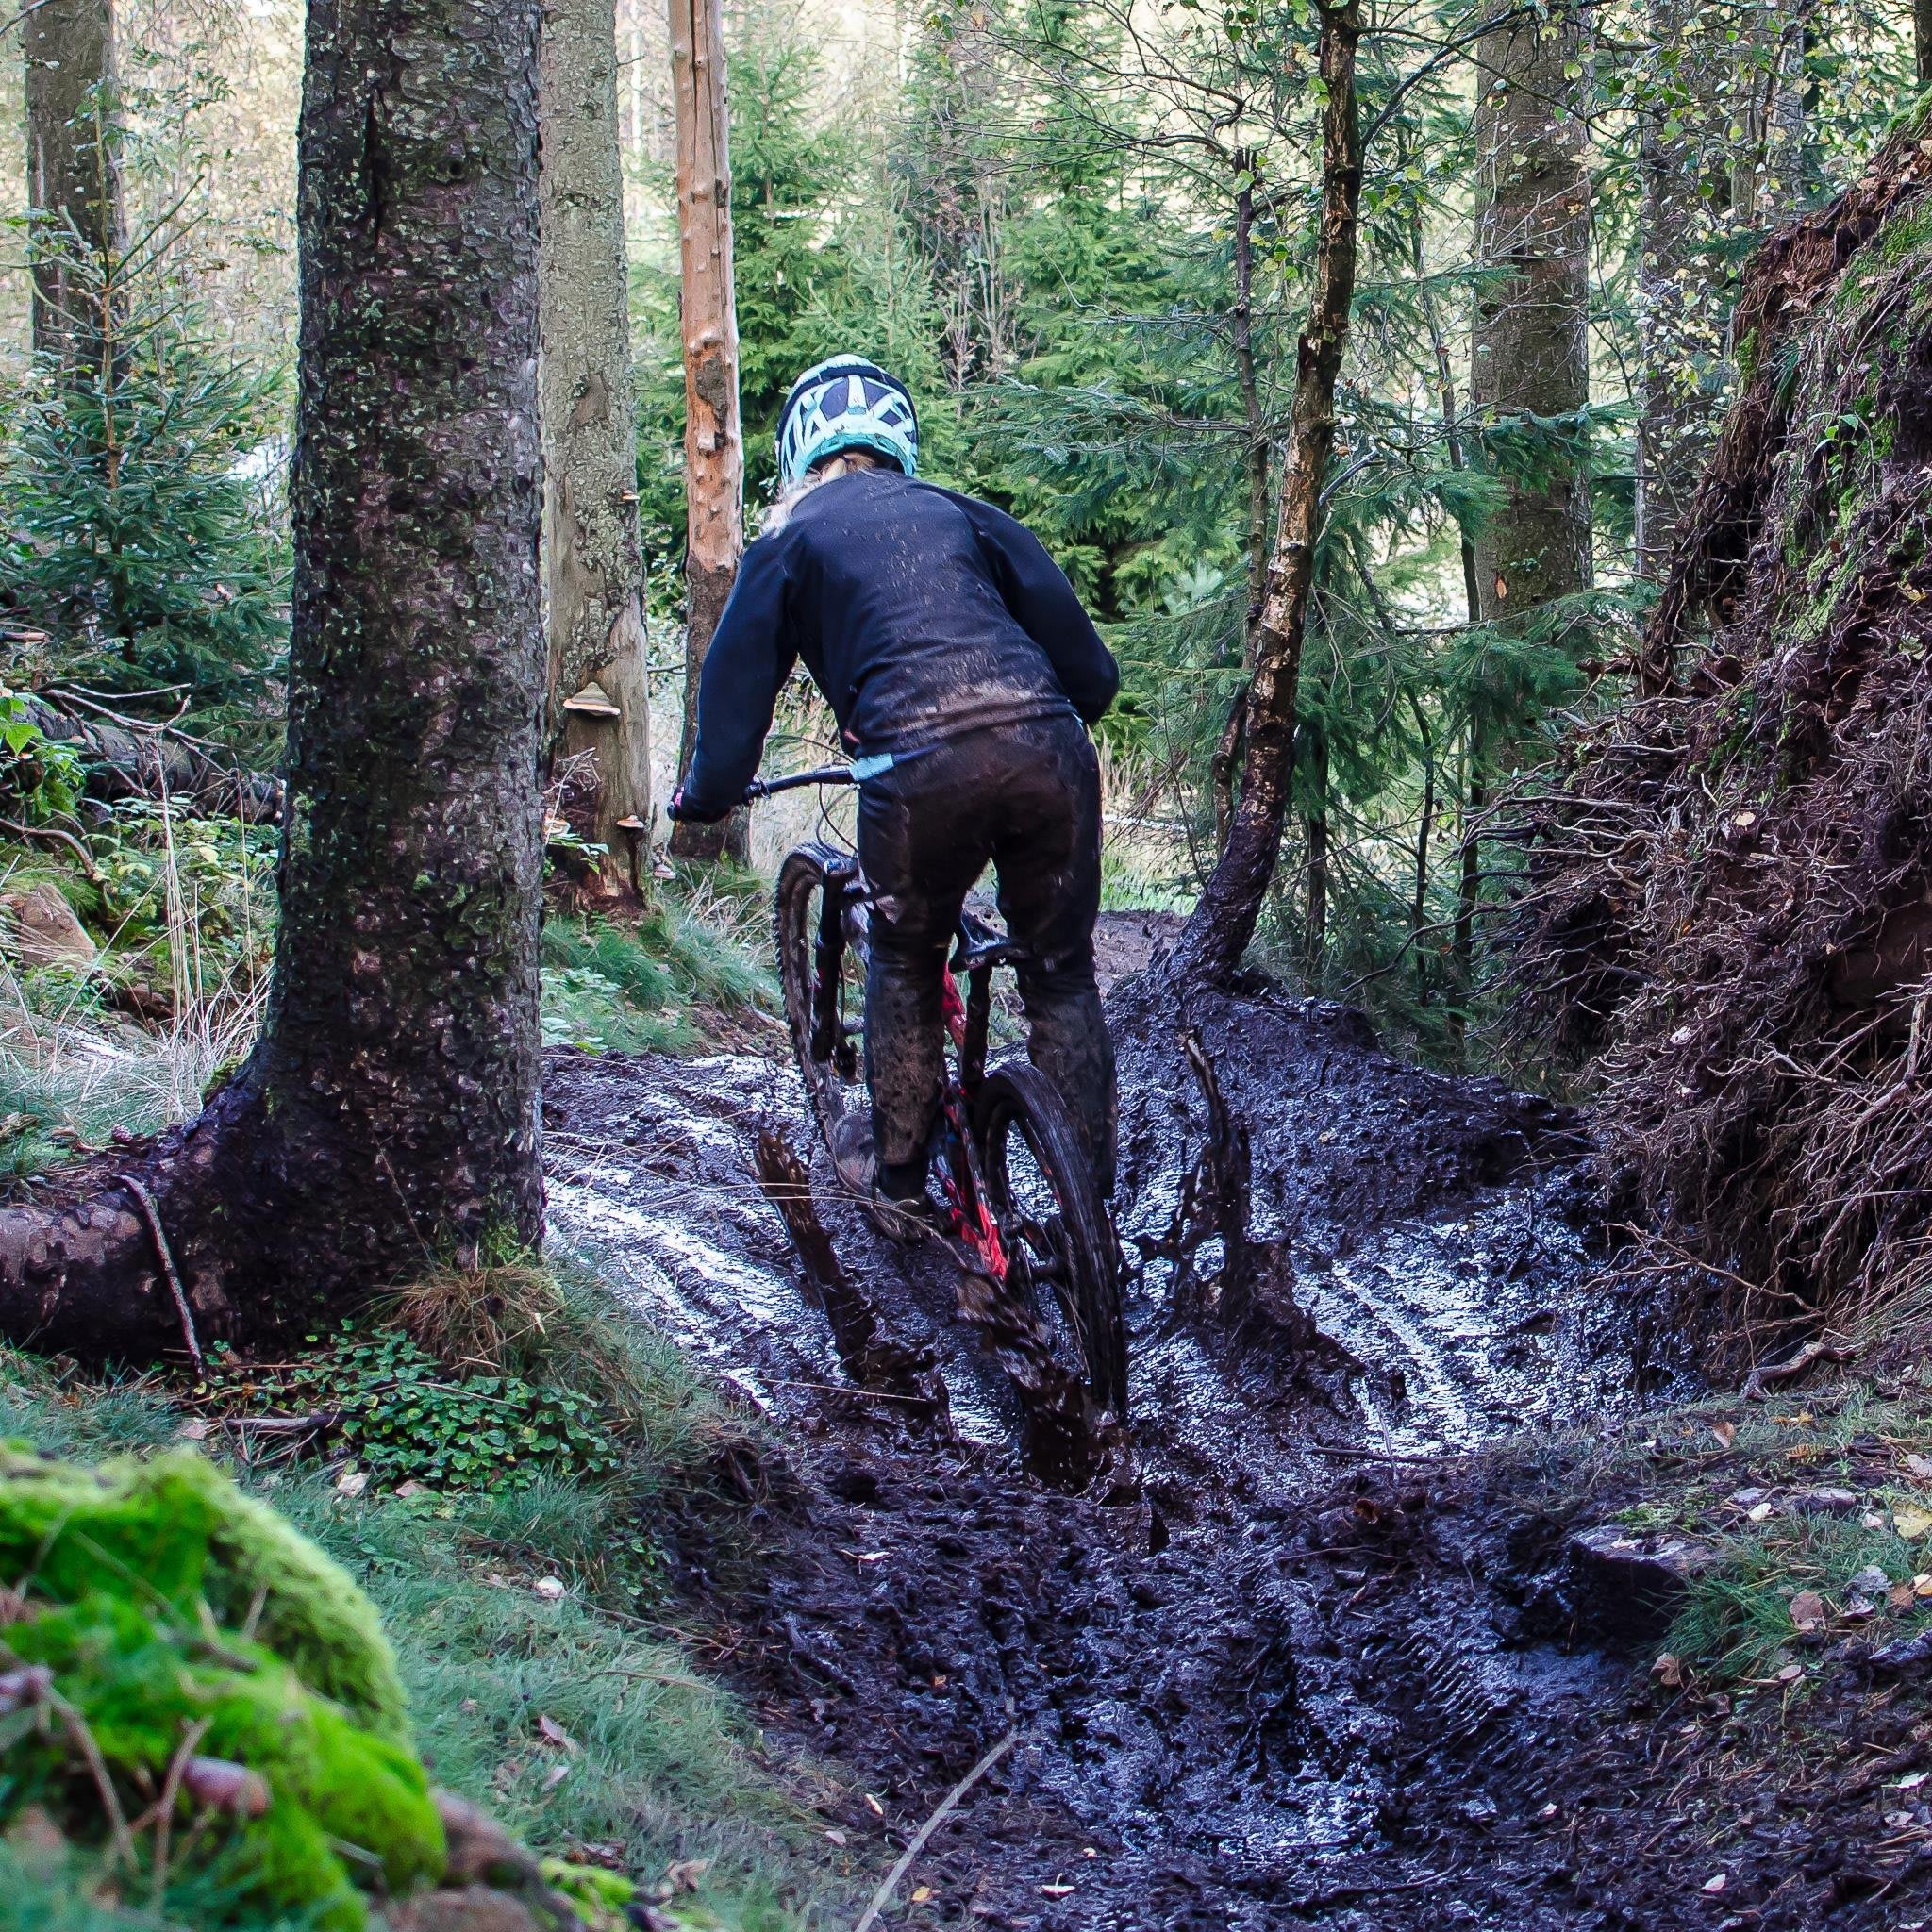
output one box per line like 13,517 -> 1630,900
857,711 -> 1117,1200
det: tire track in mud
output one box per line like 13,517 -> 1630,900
541,975 -> 1650,1929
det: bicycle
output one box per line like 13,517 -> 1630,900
750,762 -> 1129,1423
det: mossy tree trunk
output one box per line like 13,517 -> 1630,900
0,0 -> 547,1362
1454,0 -> 1591,1044
541,0 -> 653,891
24,0 -> 125,374
665,0 -> 745,863
1170,0 -> 1361,988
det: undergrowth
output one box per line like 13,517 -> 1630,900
540,883 -> 776,1058
0,1254 -> 849,1931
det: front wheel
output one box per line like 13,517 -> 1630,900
774,842 -> 868,1174
974,1062 -> 1127,1418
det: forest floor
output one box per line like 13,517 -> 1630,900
543,919 -> 1932,1932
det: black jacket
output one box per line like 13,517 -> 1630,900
680,467 -> 1119,815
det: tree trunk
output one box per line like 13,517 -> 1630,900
1470,0 -> 1592,621
0,0 -> 546,1362
540,0 -> 653,891
1169,0 -> 1361,989
1920,0 -> 1932,92
24,0 -> 125,372
665,0 -> 745,863
1456,0 -> 1591,1049
1210,152 -> 1268,858
1302,724 -> 1328,987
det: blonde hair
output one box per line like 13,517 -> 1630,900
761,448 -> 888,534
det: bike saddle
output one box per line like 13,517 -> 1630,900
954,908 -> 1028,971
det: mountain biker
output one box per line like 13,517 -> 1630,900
666,353 -> 1121,1221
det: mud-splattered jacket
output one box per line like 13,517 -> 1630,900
679,466 -> 1119,816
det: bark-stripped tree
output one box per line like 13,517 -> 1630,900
0,0 -> 547,1359
541,0 -> 653,891
1170,0 -> 1362,988
24,0 -> 125,371
666,0 -> 745,862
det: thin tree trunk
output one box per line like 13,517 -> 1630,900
1409,694 -> 1433,1001
24,0 -> 125,372
0,0 -> 547,1360
1302,724 -> 1328,987
1920,0 -> 1932,92
666,0 -> 745,862
1211,150 -> 1268,857
1170,0 -> 1361,989
541,0 -> 653,891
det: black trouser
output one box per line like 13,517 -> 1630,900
858,711 -> 1117,1198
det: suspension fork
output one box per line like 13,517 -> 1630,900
810,858 -> 859,1065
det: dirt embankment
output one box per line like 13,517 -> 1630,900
535,960 -> 1905,1930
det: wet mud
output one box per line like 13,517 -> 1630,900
542,961 -> 1909,1929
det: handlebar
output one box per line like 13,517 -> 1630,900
741,764 -> 858,802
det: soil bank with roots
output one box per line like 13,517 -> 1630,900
539,943 -> 1923,1929
1508,102 -> 1932,1369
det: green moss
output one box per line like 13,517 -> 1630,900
0,1445 -> 443,1928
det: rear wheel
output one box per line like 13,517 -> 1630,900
774,843 -> 870,1174
974,1062 -> 1127,1418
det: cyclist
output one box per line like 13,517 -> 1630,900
667,353 -> 1120,1221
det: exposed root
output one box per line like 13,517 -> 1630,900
1507,106 -> 1932,1369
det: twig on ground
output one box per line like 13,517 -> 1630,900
0,817 -> 100,881
1741,1338 -> 1853,1401
51,1689 -> 137,1871
117,1172 -> 205,1375
853,1729 -> 1018,1932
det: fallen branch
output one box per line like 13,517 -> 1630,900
852,1729 -> 1018,1932
0,816 -> 100,881
117,1173 -> 205,1376
1740,1337 -> 1852,1402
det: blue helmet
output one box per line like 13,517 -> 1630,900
776,355 -> 919,490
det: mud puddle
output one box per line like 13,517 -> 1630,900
542,968 -> 1712,1928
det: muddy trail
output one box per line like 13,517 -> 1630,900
545,941 -> 1911,1930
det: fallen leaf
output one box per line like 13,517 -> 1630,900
176,1419 -> 210,1441
1896,1505 -> 1932,1540
334,1467 -> 369,1498
1890,1583 -> 1916,1611
541,1763 -> 570,1792
1652,1653 -> 1684,1687
537,1714 -> 578,1754
1917,1574 -> 1932,1598
1790,1590 -> 1827,1631
1702,1873 -> 1727,1895
1710,1421 -> 1737,1449
1850,1564 -> 1892,1595
864,1793 -> 885,1818
1864,1511 -> 1889,1530
666,1860 -> 708,1892
532,1576 -> 567,1601
824,1828 -> 848,1847
393,1480 -> 427,1499
1904,1454 -> 1932,1480
1898,1771 -> 1932,1790
1776,1662 -> 1804,1681
910,1887 -> 933,1905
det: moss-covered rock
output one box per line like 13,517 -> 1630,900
0,1443 -> 444,1928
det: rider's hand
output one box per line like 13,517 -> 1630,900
665,786 -> 728,825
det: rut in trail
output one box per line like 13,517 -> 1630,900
543,958 -> 1668,1929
